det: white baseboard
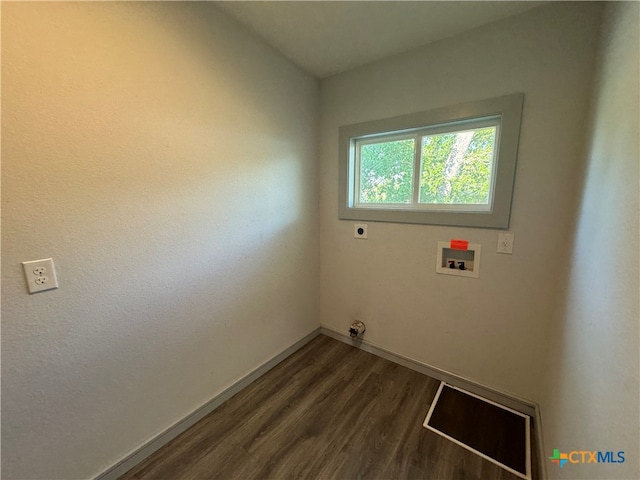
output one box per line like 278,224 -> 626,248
319,325 -> 546,479
95,328 -> 321,480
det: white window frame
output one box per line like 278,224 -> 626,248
338,93 -> 524,229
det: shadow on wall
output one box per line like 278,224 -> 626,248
538,3 -> 640,478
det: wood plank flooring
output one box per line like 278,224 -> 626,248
120,335 -> 537,480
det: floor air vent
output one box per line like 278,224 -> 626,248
423,382 -> 531,480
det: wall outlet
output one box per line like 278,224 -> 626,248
354,223 -> 368,239
497,233 -> 515,254
22,258 -> 59,294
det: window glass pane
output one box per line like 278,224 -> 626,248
359,138 -> 415,204
419,127 -> 496,205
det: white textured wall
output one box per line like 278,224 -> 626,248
540,2 -> 639,479
319,3 -> 602,402
1,3 -> 318,479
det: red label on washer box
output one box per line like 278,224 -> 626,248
450,239 -> 469,250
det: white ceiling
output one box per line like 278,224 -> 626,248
216,1 -> 545,78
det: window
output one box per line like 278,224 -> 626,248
339,94 -> 524,229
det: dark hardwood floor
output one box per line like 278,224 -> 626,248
121,335 -> 537,480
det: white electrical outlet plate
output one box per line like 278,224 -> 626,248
497,233 -> 515,254
22,258 -> 59,294
354,223 -> 368,239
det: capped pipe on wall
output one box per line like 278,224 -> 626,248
349,321 -> 366,338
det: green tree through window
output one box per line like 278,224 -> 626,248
357,127 -> 496,206
359,138 -> 414,204
420,127 -> 495,205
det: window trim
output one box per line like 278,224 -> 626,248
338,93 -> 524,229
